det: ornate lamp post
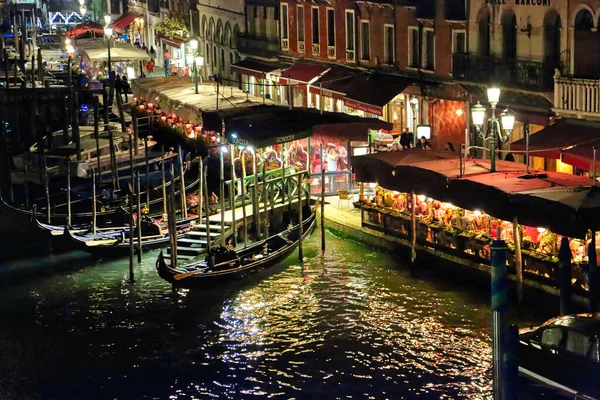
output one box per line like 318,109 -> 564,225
470,87 -> 516,172
104,15 -> 112,73
190,39 -> 199,94
79,0 -> 87,18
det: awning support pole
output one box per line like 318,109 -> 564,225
588,232 -> 598,313
513,216 -> 523,304
220,146 -> 226,246
558,237 -> 572,316
241,152 -> 248,247
525,124 -> 530,174
593,146 -> 597,187
321,144 -> 325,253
410,191 -> 416,269
230,144 -> 236,247
319,83 -> 323,115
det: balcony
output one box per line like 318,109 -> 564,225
238,35 -> 280,59
452,53 -> 554,92
554,73 -> 600,116
327,46 -> 335,59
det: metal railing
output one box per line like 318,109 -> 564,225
452,53 -> 555,91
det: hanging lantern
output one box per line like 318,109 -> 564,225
160,116 -> 167,122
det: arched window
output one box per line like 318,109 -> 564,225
543,10 -> 562,70
232,24 -> 240,49
216,19 -> 223,46
574,9 -> 596,77
208,18 -> 215,43
201,15 -> 207,39
501,10 -> 517,59
224,22 -> 232,48
477,8 -> 491,57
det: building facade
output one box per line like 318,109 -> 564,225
196,0 -> 244,82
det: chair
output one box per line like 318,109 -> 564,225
338,190 -> 352,208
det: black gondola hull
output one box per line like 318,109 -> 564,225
156,214 -> 316,289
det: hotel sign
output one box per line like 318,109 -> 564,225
343,99 -> 383,116
485,0 -> 550,4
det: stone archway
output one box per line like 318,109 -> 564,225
573,8 -> 596,77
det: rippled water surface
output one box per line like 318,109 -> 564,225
0,233 -> 554,399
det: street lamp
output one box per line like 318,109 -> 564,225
79,0 -> 86,17
470,87 -> 516,172
104,15 -> 113,74
189,39 -> 200,94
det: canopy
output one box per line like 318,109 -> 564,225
280,61 -> 329,84
510,185 -> 600,237
231,59 -> 286,79
208,105 -> 392,148
343,72 -> 414,117
447,171 -> 592,236
83,46 -> 149,62
561,138 -> 600,171
511,118 -> 600,159
112,12 -> 139,33
351,150 -> 457,197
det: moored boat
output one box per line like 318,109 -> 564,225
519,313 -> 600,399
155,213 -> 316,289
64,213 -> 198,256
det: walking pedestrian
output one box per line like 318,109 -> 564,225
164,57 -> 170,77
145,59 -> 154,77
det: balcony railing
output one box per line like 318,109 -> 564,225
238,35 -> 280,57
452,53 -> 554,92
554,73 -> 600,115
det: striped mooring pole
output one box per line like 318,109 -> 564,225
491,238 -> 508,400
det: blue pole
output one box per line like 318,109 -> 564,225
491,238 -> 508,400
588,233 -> 597,313
558,237 -> 572,316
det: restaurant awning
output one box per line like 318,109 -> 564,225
156,33 -> 185,48
511,118 -> 600,159
510,184 -> 600,237
447,170 -> 591,234
112,12 -> 139,33
231,59 -> 287,79
280,61 -> 329,84
83,45 -> 149,62
308,66 -> 360,100
66,22 -> 104,39
461,84 -> 553,126
350,150 -> 456,194
343,72 -> 414,117
205,105 -> 392,148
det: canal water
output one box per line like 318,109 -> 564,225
0,232 -> 561,399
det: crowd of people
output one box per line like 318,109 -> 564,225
379,127 -> 456,153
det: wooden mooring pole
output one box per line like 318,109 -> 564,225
136,171 -> 142,262
320,144 -> 325,252
92,168 -> 97,234
298,174 -> 303,261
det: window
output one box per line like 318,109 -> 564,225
408,26 -> 419,67
565,330 -> 597,361
312,7 -> 319,44
541,328 -> 563,348
384,25 -> 394,64
423,28 -> 435,70
221,49 -> 225,70
281,4 -> 289,40
263,6 -> 267,19
360,21 -> 370,60
253,6 -> 257,18
327,9 -> 335,47
345,10 -> 355,51
297,6 -> 305,42
206,43 -> 210,64
213,46 -> 217,69
452,30 -> 466,54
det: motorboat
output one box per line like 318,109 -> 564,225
519,313 -> 600,399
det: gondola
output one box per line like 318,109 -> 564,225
0,174 -> 199,223
155,213 -> 316,289
64,213 -> 199,256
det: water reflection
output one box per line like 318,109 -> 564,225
0,234 -> 551,399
